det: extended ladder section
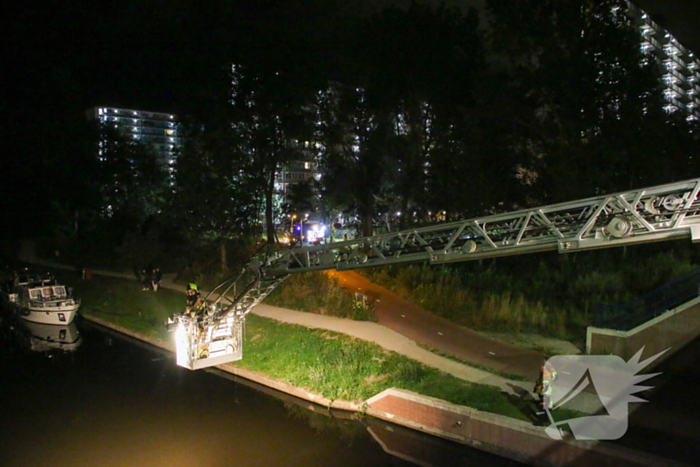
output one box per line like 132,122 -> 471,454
174,177 -> 700,370
265,178 -> 700,275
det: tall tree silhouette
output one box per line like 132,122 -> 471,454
485,0 -> 698,202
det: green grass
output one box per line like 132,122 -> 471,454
235,314 -> 526,418
64,272 -> 184,342
58,270 -> 533,422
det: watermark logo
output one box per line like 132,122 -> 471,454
541,347 -> 667,440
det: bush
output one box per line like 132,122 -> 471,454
265,271 -> 377,321
360,242 -> 700,340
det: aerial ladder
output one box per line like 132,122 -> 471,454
170,177 -> 700,370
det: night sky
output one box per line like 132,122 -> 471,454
2,0 -> 698,186
5,1 -> 698,119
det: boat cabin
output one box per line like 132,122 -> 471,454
27,285 -> 67,301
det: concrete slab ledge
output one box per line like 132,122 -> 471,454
365,388 -> 690,467
586,297 -> 700,364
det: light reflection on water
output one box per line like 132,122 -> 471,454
0,316 -> 521,467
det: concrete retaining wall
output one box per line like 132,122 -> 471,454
587,297 -> 700,362
365,388 -> 682,467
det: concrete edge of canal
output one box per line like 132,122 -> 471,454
82,314 -> 690,467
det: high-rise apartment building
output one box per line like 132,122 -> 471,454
274,141 -> 320,204
627,2 -> 700,121
86,106 -> 181,174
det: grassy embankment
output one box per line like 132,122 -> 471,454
264,271 -> 376,321
65,271 -> 536,422
360,242 -> 700,343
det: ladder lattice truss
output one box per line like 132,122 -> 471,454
266,178 -> 700,274
175,177 -> 700,369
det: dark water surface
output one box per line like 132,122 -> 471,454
0,316 -> 522,467
616,334 -> 700,465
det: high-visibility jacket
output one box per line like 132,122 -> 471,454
543,370 -> 552,385
534,375 -> 544,395
543,383 -> 552,400
544,362 -> 557,380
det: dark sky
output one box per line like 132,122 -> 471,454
5,1 -> 249,115
2,0 -> 698,156
4,0 -> 698,119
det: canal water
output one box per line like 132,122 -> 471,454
0,316 -> 522,467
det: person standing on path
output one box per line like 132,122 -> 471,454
141,265 -> 154,291
152,268 -> 162,291
534,356 -> 556,425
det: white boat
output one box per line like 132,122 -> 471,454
6,273 -> 80,325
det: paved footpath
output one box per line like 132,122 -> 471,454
331,270 -> 546,380
252,302 -> 525,391
111,271 -> 532,393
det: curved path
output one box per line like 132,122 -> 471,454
252,302 -> 524,391
331,270 -> 545,381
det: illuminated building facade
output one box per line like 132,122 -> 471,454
627,2 -> 700,121
274,141 -> 320,204
86,106 -> 181,174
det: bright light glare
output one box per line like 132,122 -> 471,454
175,321 -> 192,369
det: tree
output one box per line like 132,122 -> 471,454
484,0 -> 697,202
316,85 -> 395,237
317,3 -> 490,234
168,113 -> 261,273
357,2 -> 485,227
94,125 -> 168,241
285,179 -> 317,215
229,64 -> 318,247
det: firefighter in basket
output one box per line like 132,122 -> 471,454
165,283 -> 203,331
186,283 -> 203,315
